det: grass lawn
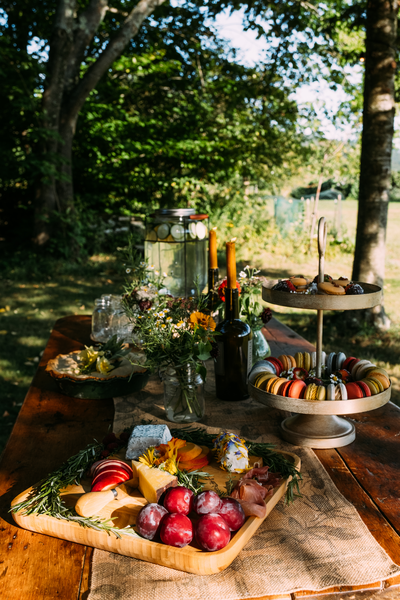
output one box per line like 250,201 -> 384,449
0,200 -> 399,454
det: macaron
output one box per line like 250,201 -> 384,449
265,357 -> 284,376
363,369 -> 390,390
357,381 -> 372,397
254,372 -> 276,389
361,378 -> 380,395
279,380 -> 292,397
271,377 -> 288,395
304,383 -> 318,400
343,357 -> 359,372
336,383 -> 348,400
249,363 -> 275,384
311,351 -> 326,369
345,382 -> 364,399
265,377 -> 280,393
335,352 -> 346,371
316,385 -> 326,401
278,355 -> 296,371
294,352 -> 304,368
287,379 -> 307,399
352,360 -> 372,380
303,352 -> 311,371
326,352 -> 336,375
326,383 -> 336,400
366,377 -> 384,393
355,362 -> 377,381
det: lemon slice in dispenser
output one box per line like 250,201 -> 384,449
171,224 -> 185,241
157,223 -> 170,239
195,221 -> 207,240
147,230 -> 157,242
188,222 -> 197,239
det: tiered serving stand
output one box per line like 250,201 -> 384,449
249,217 -> 391,449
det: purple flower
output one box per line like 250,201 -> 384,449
260,307 -> 272,324
139,299 -> 152,311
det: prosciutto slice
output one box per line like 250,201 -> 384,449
230,466 -> 283,518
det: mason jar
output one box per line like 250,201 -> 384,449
163,364 -> 205,423
91,298 -> 112,342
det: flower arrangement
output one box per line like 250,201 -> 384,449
125,292 -> 218,421
217,265 -> 272,330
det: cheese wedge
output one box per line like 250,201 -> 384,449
132,461 -> 178,503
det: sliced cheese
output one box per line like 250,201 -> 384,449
132,461 -> 178,503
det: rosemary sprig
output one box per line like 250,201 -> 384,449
176,469 -> 211,495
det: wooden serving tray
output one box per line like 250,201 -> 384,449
262,281 -> 382,310
11,451 -> 300,575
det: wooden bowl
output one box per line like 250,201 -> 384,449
262,281 -> 382,311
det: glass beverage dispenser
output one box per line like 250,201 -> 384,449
144,208 -> 209,297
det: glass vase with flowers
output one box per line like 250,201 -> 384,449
125,293 -> 218,423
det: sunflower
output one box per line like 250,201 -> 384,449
189,311 -> 216,331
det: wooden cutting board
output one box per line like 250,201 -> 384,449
11,450 -> 300,575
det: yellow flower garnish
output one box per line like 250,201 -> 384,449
155,438 -> 186,464
96,356 -> 114,374
139,447 -> 157,467
189,312 -> 216,331
159,458 -> 178,475
80,346 -> 99,367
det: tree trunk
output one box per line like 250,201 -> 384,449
33,0 -> 166,251
352,0 -> 398,329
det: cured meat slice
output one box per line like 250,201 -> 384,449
233,498 -> 266,519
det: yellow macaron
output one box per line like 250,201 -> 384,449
361,378 -> 380,395
366,377 -> 385,393
363,368 -> 390,390
303,352 -> 311,372
255,372 -> 276,390
295,352 -> 304,368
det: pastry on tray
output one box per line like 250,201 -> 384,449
250,353 -> 390,401
46,336 -> 148,399
271,274 -> 364,295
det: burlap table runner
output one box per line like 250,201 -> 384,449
88,368 -> 400,599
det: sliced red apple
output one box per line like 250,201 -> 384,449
92,460 -> 132,479
91,475 -> 127,492
92,470 -> 128,487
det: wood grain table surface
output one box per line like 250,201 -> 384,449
1,315 -> 400,600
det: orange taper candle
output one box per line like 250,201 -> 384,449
226,238 -> 237,289
209,227 -> 218,269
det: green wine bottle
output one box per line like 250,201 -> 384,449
214,287 -> 253,401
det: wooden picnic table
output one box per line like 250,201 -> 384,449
1,315 -> 400,600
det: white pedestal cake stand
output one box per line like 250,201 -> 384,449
249,216 -> 390,449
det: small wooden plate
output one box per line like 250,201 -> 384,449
11,452 -> 300,575
262,281 -> 382,311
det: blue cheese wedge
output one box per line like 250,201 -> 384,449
125,424 -> 172,460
